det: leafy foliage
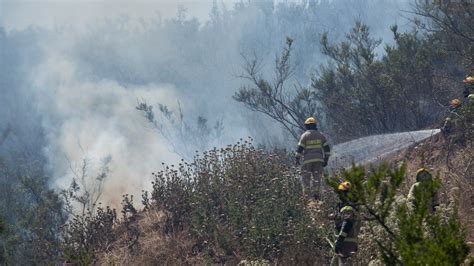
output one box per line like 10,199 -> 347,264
150,139 -> 330,263
327,163 -> 469,265
236,18 -> 467,143
314,22 -> 456,142
0,1 -> 472,264
234,37 -> 318,140
61,204 -> 117,265
413,0 -> 474,68
61,192 -> 142,264
0,175 -> 66,264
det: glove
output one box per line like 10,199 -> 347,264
295,157 -> 300,166
334,238 -> 344,254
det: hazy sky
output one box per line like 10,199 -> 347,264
1,0 -> 242,30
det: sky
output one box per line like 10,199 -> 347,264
1,0 -> 238,30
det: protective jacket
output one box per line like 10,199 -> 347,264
407,182 -> 439,213
331,203 -> 360,265
334,204 -> 360,254
295,130 -> 330,165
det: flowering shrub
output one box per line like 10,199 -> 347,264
150,138 -> 329,263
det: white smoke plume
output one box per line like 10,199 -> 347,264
32,54 -> 181,207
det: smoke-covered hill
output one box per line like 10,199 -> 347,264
0,0 -> 413,208
1,0 -> 473,263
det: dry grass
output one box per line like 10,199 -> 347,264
98,208 -> 209,265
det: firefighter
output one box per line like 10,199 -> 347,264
449,98 -> 462,112
463,75 -> 474,98
441,117 -> 453,136
407,168 -> 439,213
441,99 -> 462,136
442,76 -> 474,139
295,116 -> 331,201
331,181 -> 360,266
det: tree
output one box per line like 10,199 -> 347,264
312,22 -> 454,143
0,124 -> 66,264
63,155 -> 111,216
412,0 -> 474,69
312,21 -> 385,141
60,155 -> 117,264
235,21 -> 459,144
136,102 -> 224,158
234,37 -> 319,140
327,163 -> 469,264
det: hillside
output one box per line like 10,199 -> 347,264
388,133 -> 473,248
91,131 -> 472,265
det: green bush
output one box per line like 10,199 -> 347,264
327,164 -> 470,265
150,138 -> 329,263
61,191 -> 142,264
61,205 -> 117,264
0,175 -> 66,264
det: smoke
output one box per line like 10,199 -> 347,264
29,54 -> 182,206
1,0 -> 414,207
0,0 -> 221,31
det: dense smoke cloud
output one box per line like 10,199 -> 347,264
1,0 -> 412,206
32,55 -> 181,206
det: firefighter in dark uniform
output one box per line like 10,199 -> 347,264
331,181 -> 361,266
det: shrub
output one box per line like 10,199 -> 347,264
0,175 -> 66,264
61,205 -> 117,265
150,138 -> 329,263
327,163 -> 470,265
61,190 -> 141,264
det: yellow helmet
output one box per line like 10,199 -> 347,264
416,168 -> 432,182
450,98 -> 461,106
304,117 -> 317,125
338,181 -> 351,191
463,76 -> 474,86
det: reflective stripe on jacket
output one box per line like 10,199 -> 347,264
295,130 -> 330,164
335,205 -> 361,244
